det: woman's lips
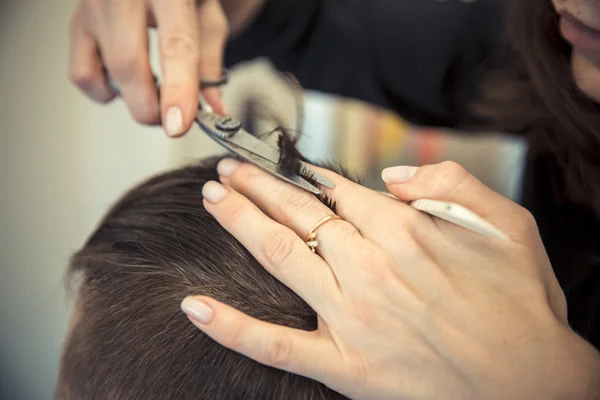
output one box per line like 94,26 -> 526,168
559,11 -> 600,51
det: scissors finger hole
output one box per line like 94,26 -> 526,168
200,69 -> 228,89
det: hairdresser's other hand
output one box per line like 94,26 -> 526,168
186,160 -> 600,400
68,0 -> 229,137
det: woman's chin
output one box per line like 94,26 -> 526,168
571,48 -> 600,104
576,80 -> 600,104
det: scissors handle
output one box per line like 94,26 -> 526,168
105,70 -> 228,98
105,69 -> 334,194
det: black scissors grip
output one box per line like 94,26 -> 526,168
199,70 -> 228,89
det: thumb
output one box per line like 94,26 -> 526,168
382,161 -> 536,242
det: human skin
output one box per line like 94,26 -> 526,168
553,0 -> 600,102
180,158 -> 600,400
68,0 -> 264,136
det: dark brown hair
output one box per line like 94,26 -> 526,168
55,155 -> 349,400
476,0 -> 600,215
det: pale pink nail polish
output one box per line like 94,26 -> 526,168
382,166 -> 420,183
181,297 -> 214,324
202,181 -> 229,203
165,106 -> 183,136
217,158 -> 241,177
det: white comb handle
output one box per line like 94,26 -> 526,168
410,199 -> 510,241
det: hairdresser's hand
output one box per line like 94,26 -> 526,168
184,160 -> 600,399
68,0 -> 230,137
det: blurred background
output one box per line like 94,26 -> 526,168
0,1 -> 526,399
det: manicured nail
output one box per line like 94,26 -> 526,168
202,181 -> 228,203
165,106 -> 183,136
382,166 -> 420,183
181,297 -> 214,324
217,158 -> 241,177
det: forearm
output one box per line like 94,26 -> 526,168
221,0 -> 266,36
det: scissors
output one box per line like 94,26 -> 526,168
106,72 -> 335,195
107,73 -> 508,241
194,95 -> 335,195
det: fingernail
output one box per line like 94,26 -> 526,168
382,166 -> 419,183
181,297 -> 214,324
202,181 -> 229,203
165,106 -> 183,136
217,158 -> 241,177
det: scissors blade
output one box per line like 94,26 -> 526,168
228,131 -> 336,190
207,134 -> 323,195
196,110 -> 279,163
297,160 -> 336,189
195,110 -> 335,192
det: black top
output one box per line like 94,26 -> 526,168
225,0 -> 600,350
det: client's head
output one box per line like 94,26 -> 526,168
56,156 -> 349,400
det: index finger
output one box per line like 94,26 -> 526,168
151,0 -> 201,137
201,181 -> 343,317
102,0 -> 160,125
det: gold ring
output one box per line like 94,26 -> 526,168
305,215 -> 342,253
